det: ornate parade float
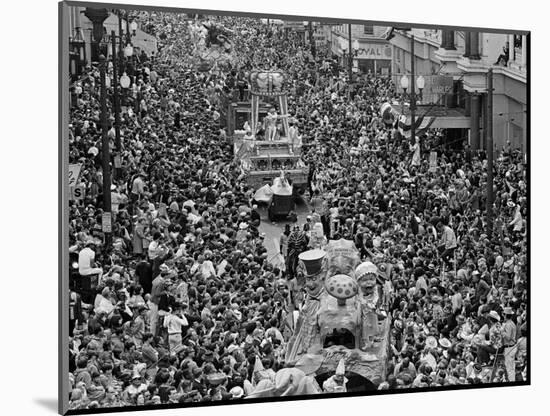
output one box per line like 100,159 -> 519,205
231,70 -> 309,194
285,239 -> 391,392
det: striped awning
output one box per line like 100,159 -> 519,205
397,114 -> 436,139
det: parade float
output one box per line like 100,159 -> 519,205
285,239 -> 391,391
231,70 -> 309,194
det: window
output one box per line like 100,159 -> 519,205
364,25 -> 374,35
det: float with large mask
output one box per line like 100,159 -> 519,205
289,239 -> 391,391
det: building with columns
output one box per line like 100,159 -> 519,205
390,28 -> 528,152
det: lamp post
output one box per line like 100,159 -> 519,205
410,34 -> 416,143
111,31 -> 122,181
125,10 -> 131,45
84,7 -> 112,246
119,71 -> 131,109
117,9 -> 124,75
400,72 -> 425,143
130,20 -> 138,36
399,33 -> 425,143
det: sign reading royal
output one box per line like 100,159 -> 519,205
356,44 -> 393,60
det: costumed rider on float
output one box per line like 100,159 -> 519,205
322,359 -> 348,393
285,248 -> 327,363
355,261 -> 384,350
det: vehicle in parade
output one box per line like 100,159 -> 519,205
266,174 -> 296,221
285,239 -> 391,392
228,70 -> 309,195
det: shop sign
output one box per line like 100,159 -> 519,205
356,44 -> 392,60
427,76 -> 453,94
68,164 -> 82,187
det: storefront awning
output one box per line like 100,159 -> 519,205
385,103 -> 470,134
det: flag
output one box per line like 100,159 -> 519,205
398,114 -> 435,139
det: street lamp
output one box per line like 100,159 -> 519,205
400,72 -> 425,142
124,44 -> 134,57
108,30 -> 123,181
416,75 -> 425,91
119,72 -> 131,112
120,72 -> 131,88
84,7 -> 112,246
398,33 -> 425,143
400,74 -> 409,91
130,20 -> 138,35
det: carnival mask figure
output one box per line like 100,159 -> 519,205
355,262 -> 379,300
355,261 -> 381,349
297,249 -> 327,298
285,249 -> 327,362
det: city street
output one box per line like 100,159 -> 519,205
63,6 -> 528,411
258,196 -> 311,264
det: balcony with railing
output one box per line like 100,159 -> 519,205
492,34 -> 527,83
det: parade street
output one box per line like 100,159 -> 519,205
65,6 -> 528,411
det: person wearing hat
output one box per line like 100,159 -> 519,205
122,373 -> 148,404
236,222 -> 249,242
476,310 -> 503,365
322,359 -> 348,393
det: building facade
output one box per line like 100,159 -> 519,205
330,24 -> 392,76
390,28 -> 527,152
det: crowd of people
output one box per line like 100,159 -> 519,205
67,11 -> 528,410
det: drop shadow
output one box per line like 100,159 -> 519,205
34,398 -> 58,413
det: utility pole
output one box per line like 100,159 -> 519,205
410,33 -> 416,144
85,8 -> 112,247
118,11 -> 124,74
309,21 -> 316,58
126,10 -> 131,45
99,54 -> 112,247
348,24 -> 353,82
486,68 -> 494,236
111,31 -> 122,180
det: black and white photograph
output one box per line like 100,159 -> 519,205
60,1 -> 529,413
